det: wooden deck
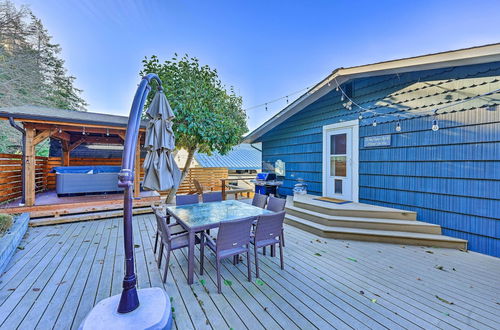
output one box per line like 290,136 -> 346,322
0,215 -> 499,329
0,190 -> 161,219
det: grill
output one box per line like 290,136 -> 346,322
252,172 -> 283,196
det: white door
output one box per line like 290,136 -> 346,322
325,128 -> 352,200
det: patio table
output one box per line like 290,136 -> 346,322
166,200 -> 274,284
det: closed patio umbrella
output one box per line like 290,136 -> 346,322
142,91 -> 181,191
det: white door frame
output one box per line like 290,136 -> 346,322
322,119 -> 359,202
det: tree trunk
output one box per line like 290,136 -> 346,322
165,147 -> 196,203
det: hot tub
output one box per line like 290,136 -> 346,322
51,166 -> 124,196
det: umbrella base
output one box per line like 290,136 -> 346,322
79,287 -> 172,330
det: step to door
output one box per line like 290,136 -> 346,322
291,195 -> 417,220
286,204 -> 441,234
285,214 -> 467,250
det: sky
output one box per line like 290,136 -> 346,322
12,0 -> 500,131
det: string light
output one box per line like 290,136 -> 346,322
372,120 -> 377,127
265,103 -> 268,111
431,117 -> 439,131
395,117 -> 401,132
106,128 -> 110,136
82,127 -> 86,135
58,128 -> 62,134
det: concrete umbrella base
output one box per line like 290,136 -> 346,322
79,287 -> 172,330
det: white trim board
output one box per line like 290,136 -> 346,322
322,120 -> 359,202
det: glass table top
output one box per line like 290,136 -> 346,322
166,200 -> 274,229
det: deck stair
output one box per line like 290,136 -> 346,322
285,195 -> 467,250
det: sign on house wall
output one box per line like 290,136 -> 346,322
364,134 -> 391,147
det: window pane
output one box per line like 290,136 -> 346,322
330,133 -> 346,155
335,179 -> 343,194
330,156 -> 346,177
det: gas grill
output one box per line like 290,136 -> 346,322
252,172 -> 283,196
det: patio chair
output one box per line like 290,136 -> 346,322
266,196 -> 287,248
176,193 -> 199,205
153,205 -> 186,254
152,206 -> 200,283
202,191 -> 223,203
199,216 -> 255,293
193,179 -> 213,195
252,193 -> 268,209
251,211 -> 286,278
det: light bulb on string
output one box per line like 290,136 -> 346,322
82,127 -> 86,135
395,117 -> 401,132
372,120 -> 377,127
286,96 -> 289,104
358,115 -> 363,120
58,128 -> 62,134
106,128 -> 110,136
432,118 -> 439,131
341,94 -> 345,101
265,103 -> 268,111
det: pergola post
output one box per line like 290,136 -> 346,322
134,134 -> 141,198
24,126 -> 36,206
61,141 -> 70,166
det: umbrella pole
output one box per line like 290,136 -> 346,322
117,73 -> 163,313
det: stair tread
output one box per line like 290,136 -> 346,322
286,214 -> 467,243
286,204 -> 438,227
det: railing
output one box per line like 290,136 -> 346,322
0,152 -> 229,204
220,177 -> 255,200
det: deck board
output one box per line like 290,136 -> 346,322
0,215 -> 499,329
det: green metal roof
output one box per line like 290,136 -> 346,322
195,144 -> 261,170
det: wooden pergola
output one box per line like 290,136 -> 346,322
0,105 -> 146,206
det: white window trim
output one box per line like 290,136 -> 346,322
322,119 -> 359,202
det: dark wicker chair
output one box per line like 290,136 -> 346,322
252,193 -> 268,209
202,191 -> 223,203
200,216 -> 255,293
153,205 -> 186,254
251,211 -> 286,278
176,193 -> 199,205
152,206 -> 200,283
266,196 -> 287,249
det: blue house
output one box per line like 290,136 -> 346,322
244,44 -> 500,257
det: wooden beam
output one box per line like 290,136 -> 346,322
73,136 -> 123,145
61,140 -> 70,166
33,129 -> 56,145
52,130 -> 71,142
69,138 -> 86,152
25,127 -> 36,206
134,134 -> 141,198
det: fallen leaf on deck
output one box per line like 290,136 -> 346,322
452,268 -> 456,271
83,240 -> 90,242
417,277 -> 422,281
32,288 -> 40,292
435,295 -> 454,305
264,307 -> 268,312
255,279 -> 265,286
199,279 -> 206,286
347,257 -> 357,262
8,288 -> 15,291
224,279 -> 232,286
134,244 -> 140,248
17,246 -> 25,250
314,253 -> 322,256
371,299 -> 377,303
434,265 -> 445,271
359,290 -> 365,295
56,281 -> 66,286
46,234 -> 60,237
425,250 -> 434,254
374,293 -> 381,297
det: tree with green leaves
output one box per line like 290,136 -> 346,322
141,54 -> 248,200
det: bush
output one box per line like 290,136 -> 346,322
0,214 -> 13,235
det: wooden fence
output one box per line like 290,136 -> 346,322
0,153 -> 48,204
0,153 -> 228,204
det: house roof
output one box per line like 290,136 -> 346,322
195,144 -> 261,170
243,43 -> 500,143
0,105 -> 147,129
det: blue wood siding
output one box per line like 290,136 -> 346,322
260,62 -> 500,257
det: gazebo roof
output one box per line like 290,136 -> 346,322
0,105 -> 147,128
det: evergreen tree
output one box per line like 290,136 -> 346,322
0,0 -> 86,153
